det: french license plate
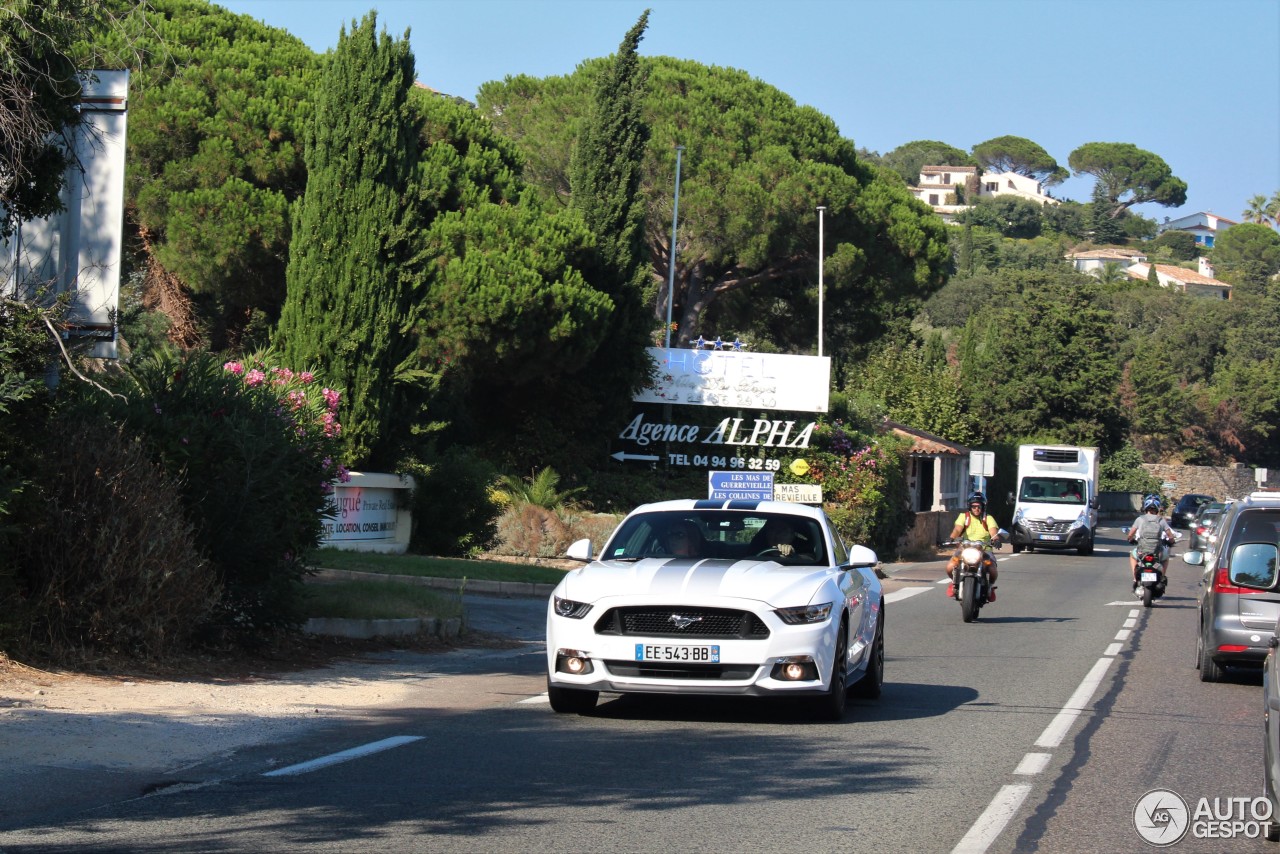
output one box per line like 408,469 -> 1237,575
636,644 -> 720,663
1141,572 -> 1159,582
1038,534 -> 1062,541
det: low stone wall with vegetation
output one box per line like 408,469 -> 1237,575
1142,464 -> 1277,501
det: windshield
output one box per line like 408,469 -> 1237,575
1018,477 -> 1085,505
601,510 -> 827,566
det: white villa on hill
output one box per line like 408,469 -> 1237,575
1156,212 -> 1237,248
1066,248 -> 1231,299
911,165 -> 1060,220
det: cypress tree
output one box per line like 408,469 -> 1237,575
567,10 -> 655,399
274,13 -> 419,467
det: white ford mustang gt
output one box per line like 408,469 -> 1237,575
545,499 -> 884,720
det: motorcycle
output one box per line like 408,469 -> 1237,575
1122,527 -> 1180,608
942,529 -> 1008,623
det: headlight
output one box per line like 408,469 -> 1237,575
960,546 -> 983,564
775,602 -> 833,624
1013,508 -> 1025,525
553,596 -> 592,619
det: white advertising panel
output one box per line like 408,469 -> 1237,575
2,71 -> 128,359
635,347 -> 831,412
323,485 -> 400,542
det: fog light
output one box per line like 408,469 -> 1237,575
555,649 -> 594,675
772,656 -> 816,681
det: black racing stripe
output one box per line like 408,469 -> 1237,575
726,500 -> 761,511
693,500 -> 723,509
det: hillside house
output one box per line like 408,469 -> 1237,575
910,165 -> 1059,221
1125,258 -> 1232,299
1156,212 -> 1237,248
1066,247 -> 1148,275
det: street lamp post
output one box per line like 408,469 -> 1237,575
817,205 -> 825,358
664,145 -> 685,349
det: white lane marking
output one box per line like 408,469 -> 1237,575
1129,609 -> 1140,618
1104,642 -> 1123,656
885,587 -> 931,604
951,783 -> 1033,854
1013,753 -> 1052,776
262,735 -> 424,777
1034,656 -> 1115,748
1123,618 -> 1137,628
937,577 -> 951,584
519,694 -> 550,704
1105,600 -> 1139,606
1115,629 -> 1131,641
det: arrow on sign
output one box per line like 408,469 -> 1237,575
611,451 -> 660,463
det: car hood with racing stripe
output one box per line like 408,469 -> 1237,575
558,557 -> 838,607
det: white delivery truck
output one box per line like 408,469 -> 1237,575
1008,444 -> 1100,555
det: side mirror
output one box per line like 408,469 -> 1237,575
1228,543 -> 1279,591
566,538 -> 593,562
1089,496 -> 1099,509
1121,526 -> 1130,535
1006,491 -> 1015,505
848,544 -> 879,569
1182,550 -> 1205,567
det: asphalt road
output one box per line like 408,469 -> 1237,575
0,527 -> 1271,853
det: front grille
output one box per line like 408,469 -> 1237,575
1032,448 -> 1080,464
594,606 -> 771,639
604,660 -> 759,680
1026,519 -> 1072,534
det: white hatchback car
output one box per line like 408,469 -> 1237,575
545,499 -> 884,720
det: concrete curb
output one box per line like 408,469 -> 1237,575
309,567 -> 556,599
304,567 -> 554,640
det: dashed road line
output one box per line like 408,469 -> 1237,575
263,735 -> 424,777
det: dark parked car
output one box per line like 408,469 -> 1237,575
1263,616 -> 1280,841
1173,493 -> 1214,528
1186,491 -> 1280,682
1189,501 -> 1230,552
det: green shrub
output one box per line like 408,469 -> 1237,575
8,418 -> 219,657
76,349 -> 345,642
406,447 -> 500,556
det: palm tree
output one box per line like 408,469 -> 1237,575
492,467 -> 586,512
1268,191 -> 1280,228
1243,194 -> 1271,225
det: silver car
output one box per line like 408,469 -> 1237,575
1185,492 -> 1280,682
1263,617 -> 1280,841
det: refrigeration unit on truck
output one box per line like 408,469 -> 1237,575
1009,445 -> 1100,555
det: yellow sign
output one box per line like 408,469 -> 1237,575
789,458 -> 810,476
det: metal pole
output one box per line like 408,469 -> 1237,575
664,145 -> 685,349
817,206 -> 825,357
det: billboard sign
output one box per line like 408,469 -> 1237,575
636,347 -> 830,413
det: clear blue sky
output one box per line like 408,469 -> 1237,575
216,0 -> 1279,224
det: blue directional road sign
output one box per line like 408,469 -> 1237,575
708,470 -> 775,501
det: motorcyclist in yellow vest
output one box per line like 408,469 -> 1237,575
946,491 -> 1001,602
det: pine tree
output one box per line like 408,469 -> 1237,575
1090,180 -> 1123,245
274,13 -> 419,467
567,10 -> 655,399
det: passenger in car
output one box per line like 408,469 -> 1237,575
663,520 -> 704,558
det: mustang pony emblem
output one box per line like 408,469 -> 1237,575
669,614 -> 703,630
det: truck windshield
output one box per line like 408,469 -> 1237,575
1019,477 -> 1085,504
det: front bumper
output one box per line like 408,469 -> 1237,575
546,604 -> 870,697
1010,522 -> 1092,549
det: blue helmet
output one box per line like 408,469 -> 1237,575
1142,494 -> 1161,512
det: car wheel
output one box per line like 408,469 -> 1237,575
851,608 -> 884,700
547,676 -> 598,714
815,618 -> 849,721
1011,543 -> 1023,554
1198,627 -> 1225,683
1078,537 -> 1094,556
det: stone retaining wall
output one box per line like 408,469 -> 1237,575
1142,463 -> 1277,501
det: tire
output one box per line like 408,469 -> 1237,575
815,619 -> 849,721
851,607 -> 884,700
1198,627 -> 1225,683
960,576 -> 979,623
547,676 -> 598,714
1142,585 -> 1153,608
1078,536 -> 1094,556
1011,543 -> 1024,554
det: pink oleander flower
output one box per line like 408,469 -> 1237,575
286,390 -> 307,410
223,361 -> 244,375
245,369 -> 266,387
337,465 -> 352,483
299,371 -> 315,384
322,387 -> 340,411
